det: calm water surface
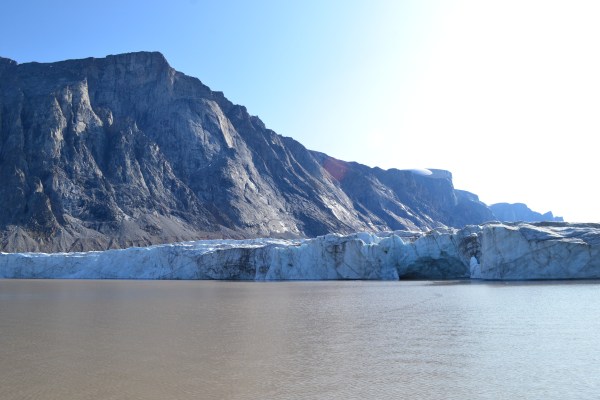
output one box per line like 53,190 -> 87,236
1,279 -> 599,400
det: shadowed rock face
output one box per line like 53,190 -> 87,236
0,52 -> 495,252
490,202 -> 564,223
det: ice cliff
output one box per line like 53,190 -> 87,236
1,222 -> 599,280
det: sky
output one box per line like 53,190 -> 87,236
1,0 -> 599,222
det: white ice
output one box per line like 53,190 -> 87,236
1,223 -> 599,280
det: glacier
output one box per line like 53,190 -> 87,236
1,222 -> 599,280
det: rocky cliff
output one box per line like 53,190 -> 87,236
0,52 -> 496,252
490,202 -> 563,223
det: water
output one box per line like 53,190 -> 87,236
0,280 -> 599,400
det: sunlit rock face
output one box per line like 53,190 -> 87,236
1,222 -> 598,281
0,52 -> 495,252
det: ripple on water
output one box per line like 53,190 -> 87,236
1,280 -> 599,400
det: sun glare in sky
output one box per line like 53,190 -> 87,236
1,0 -> 598,221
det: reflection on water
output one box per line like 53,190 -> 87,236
1,279 -> 599,400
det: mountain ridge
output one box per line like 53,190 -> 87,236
0,51 -> 546,252
489,202 -> 563,223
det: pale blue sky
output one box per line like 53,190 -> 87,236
2,0 -> 599,222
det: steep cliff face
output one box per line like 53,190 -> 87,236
0,52 -> 495,252
309,153 -> 493,230
490,203 -> 563,223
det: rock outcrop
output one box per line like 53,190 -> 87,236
2,222 -> 598,280
490,202 -> 563,222
0,52 -> 496,252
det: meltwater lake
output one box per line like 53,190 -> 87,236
1,280 -> 599,400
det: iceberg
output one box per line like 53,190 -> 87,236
1,222 -> 599,280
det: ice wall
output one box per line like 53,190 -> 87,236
1,223 -> 599,280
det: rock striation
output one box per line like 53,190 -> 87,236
2,222 -> 598,280
0,52 -> 496,252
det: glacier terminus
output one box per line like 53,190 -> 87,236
2,222 -> 599,281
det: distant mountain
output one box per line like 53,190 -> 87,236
0,52 -> 497,252
490,203 -> 563,223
